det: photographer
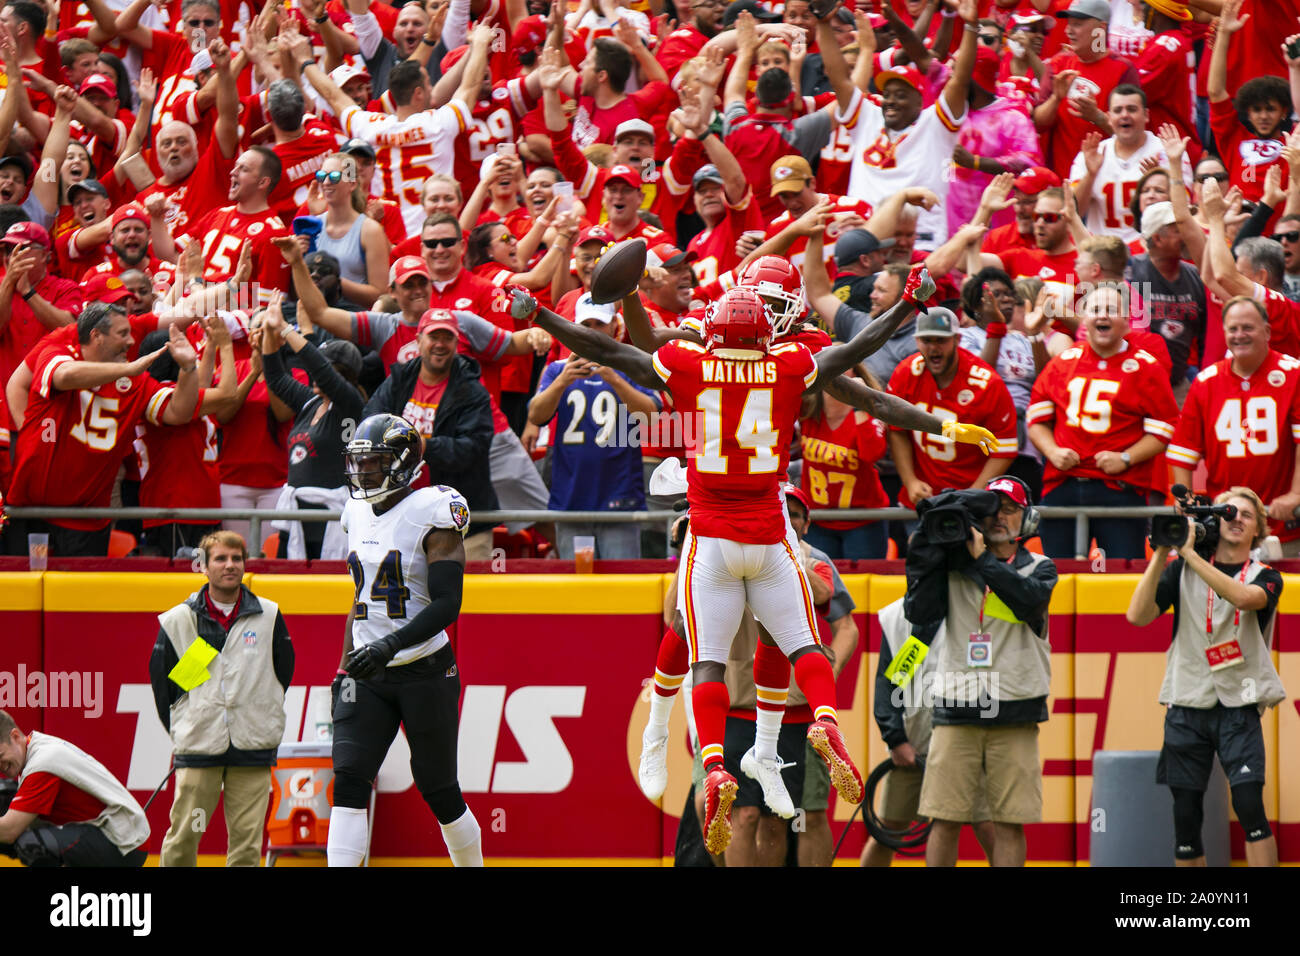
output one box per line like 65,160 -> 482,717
902,476 -> 1058,867
1126,487 -> 1286,867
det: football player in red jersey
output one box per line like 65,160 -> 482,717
1028,281 -> 1180,558
4,304 -> 200,557
514,266 -> 994,852
1168,298 -> 1300,554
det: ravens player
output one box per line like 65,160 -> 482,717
328,414 -> 483,867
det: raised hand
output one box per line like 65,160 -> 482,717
136,66 -> 157,105
979,172 -> 1017,212
167,323 -> 199,368
1219,0 -> 1250,35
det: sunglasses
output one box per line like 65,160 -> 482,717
423,236 -> 459,249
977,34 -> 1001,46
1195,172 -> 1230,184
186,17 -> 218,27
315,170 -> 343,183
1274,231 -> 1300,243
1034,212 -> 1063,223
494,232 -> 518,243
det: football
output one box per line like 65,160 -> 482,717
588,238 -> 647,304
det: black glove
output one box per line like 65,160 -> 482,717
345,637 -> 399,680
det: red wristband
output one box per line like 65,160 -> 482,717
986,322 -> 1008,339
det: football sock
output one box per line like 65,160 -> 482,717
326,807 -> 368,867
692,679 -> 730,774
440,806 -> 484,867
646,626 -> 689,738
794,652 -> 838,725
752,641 -> 791,760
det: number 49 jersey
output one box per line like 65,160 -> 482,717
342,486 -> 471,666
652,338 -> 818,545
1168,350 -> 1300,537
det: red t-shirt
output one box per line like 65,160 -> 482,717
570,82 -> 674,150
402,377 -> 449,439
135,405 -> 222,527
656,24 -> 709,78
1209,96 -> 1287,206
8,346 -> 175,529
1045,50 -> 1139,177
651,338 -> 819,544
1027,339 -> 1180,495
212,358 -> 294,488
1167,350 -> 1300,542
997,246 -> 1078,289
687,190 -> 764,290
1135,29 -> 1199,163
982,220 -> 1036,257
9,770 -> 106,826
887,349 -> 1019,508
452,78 -> 537,202
800,408 -> 890,530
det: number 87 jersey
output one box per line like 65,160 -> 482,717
652,338 -> 818,546
342,486 -> 471,665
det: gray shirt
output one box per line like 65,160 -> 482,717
833,301 -> 918,388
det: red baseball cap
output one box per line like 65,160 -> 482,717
875,64 -> 924,94
867,13 -> 887,28
79,74 -> 118,98
1013,166 -> 1062,195
782,482 -> 813,514
987,476 -> 1030,508
111,204 -> 149,229
418,308 -> 459,336
605,164 -> 642,189
647,241 -> 697,269
511,14 -> 546,50
0,221 -> 51,249
83,271 -> 133,304
576,224 -> 615,247
441,44 -> 469,74
392,255 -> 431,285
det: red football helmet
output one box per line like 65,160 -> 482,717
737,255 -> 805,337
703,287 -> 773,359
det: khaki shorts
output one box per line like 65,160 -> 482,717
917,723 -> 1042,824
878,762 -> 992,824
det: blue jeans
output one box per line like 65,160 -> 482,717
1040,478 -> 1148,560
804,522 -> 888,560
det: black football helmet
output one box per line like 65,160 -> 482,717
345,414 -> 423,502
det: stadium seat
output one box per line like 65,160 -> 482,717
108,530 -> 136,558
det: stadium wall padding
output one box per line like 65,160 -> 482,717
3,570 -> 1297,866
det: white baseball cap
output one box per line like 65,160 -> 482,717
575,293 -> 617,325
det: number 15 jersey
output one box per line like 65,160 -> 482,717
652,339 -> 818,545
342,485 -> 471,666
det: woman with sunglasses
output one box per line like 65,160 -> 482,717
311,153 -> 391,307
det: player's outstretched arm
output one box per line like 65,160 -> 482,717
345,528 -> 466,679
514,291 -> 663,389
621,291 -> 698,352
813,295 -> 921,385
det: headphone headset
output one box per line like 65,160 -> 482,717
988,475 -> 1040,540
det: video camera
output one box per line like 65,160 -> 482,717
916,489 -> 1001,547
1149,484 -> 1236,555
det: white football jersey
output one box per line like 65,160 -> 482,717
339,101 -> 470,236
1068,131 -> 1193,242
342,485 -> 471,666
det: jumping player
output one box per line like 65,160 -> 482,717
513,273 -> 954,852
328,414 -> 483,867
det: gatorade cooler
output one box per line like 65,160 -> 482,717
266,742 -> 334,865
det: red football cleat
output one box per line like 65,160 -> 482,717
702,768 -> 740,856
807,719 -> 863,805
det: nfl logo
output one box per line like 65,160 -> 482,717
243,630 -> 257,647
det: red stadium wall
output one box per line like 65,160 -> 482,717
2,570 -> 1297,866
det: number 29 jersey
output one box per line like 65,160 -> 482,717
652,339 -> 818,545
342,485 -> 471,666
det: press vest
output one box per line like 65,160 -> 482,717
1159,559 -> 1287,712
879,598 -> 940,754
158,596 -> 287,756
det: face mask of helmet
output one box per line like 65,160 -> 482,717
345,415 -> 422,503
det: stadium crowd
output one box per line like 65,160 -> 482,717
2,0 -> 1300,563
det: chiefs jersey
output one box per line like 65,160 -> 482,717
799,408 -> 890,530
342,485 -> 470,667
134,409 -> 221,528
452,79 -> 537,202
268,120 -> 343,219
652,339 -> 819,544
339,100 -> 470,236
686,190 -> 763,289
888,349 -> 1019,508
137,143 -> 237,237
764,193 -> 874,291
8,347 -> 176,530
181,205 -> 291,307
1028,339 -> 1179,495
1167,351 -> 1300,541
